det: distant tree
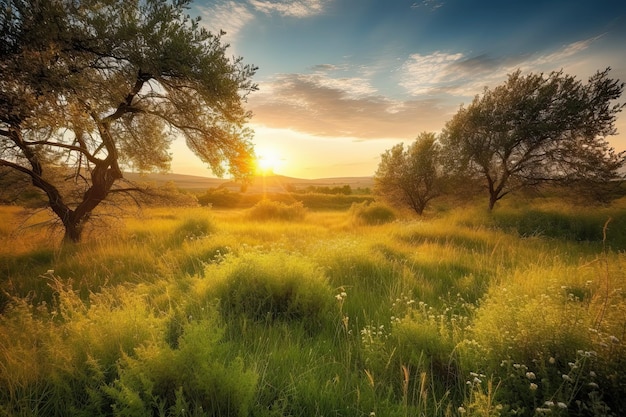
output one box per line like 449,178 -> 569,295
440,69 -> 625,210
374,132 -> 444,215
0,0 -> 257,242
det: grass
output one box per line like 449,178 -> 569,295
0,195 -> 625,416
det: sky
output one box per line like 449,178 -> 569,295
169,0 -> 626,179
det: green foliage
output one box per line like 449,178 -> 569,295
1,198 -> 625,416
441,68 -> 625,210
349,201 -> 396,225
375,132 -> 445,215
169,215 -> 216,245
197,188 -> 245,208
208,251 -> 333,329
107,319 -> 258,417
491,203 -> 626,250
247,199 -> 307,222
0,0 -> 257,242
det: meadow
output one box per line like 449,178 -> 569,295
0,194 -> 625,417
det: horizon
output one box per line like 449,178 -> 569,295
169,0 -> 626,180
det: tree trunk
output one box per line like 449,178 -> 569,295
488,193 -> 497,211
62,215 -> 83,243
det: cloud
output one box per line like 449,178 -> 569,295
399,52 -> 464,95
411,0 -> 444,11
197,1 -> 254,40
249,0 -> 331,18
249,73 -> 449,139
248,37 -> 603,142
399,37 -> 599,98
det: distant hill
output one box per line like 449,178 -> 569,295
123,172 -> 228,191
123,172 -> 375,193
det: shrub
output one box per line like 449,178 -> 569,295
208,251 -> 333,329
170,215 -> 216,245
349,201 -> 396,225
246,199 -> 307,222
107,319 -> 258,417
461,272 -> 626,416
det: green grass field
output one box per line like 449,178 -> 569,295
0,196 -> 625,417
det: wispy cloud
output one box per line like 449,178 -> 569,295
411,0 -> 444,11
399,37 -> 600,97
197,1 -> 254,40
249,73 -> 448,139
399,52 -> 464,95
249,0 -> 332,18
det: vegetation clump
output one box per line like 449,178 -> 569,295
0,196 -> 625,416
350,201 -> 396,225
209,251 -> 333,328
247,199 -> 308,221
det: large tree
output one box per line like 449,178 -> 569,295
0,0 -> 257,242
375,132 -> 444,215
440,69 -> 625,210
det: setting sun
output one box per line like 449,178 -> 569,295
255,149 -> 283,175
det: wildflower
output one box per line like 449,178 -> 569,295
341,291 -> 347,298
473,377 -> 482,385
535,407 -> 551,413
557,402 -> 567,409
589,371 -> 597,378
549,357 -> 556,364
335,294 -> 343,301
544,401 -> 554,407
568,362 -> 577,369
369,412 -> 376,417
562,374 -> 572,382
609,335 -> 619,343
588,382 -> 599,389
458,406 -> 466,414
526,372 -> 536,380
530,383 -> 538,391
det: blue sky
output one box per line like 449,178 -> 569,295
170,0 -> 626,179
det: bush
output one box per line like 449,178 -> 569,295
246,199 -> 307,222
349,201 -> 396,225
107,319 -> 258,417
208,251 -> 333,329
461,273 -> 626,416
170,215 -> 216,245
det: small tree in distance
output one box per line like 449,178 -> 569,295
375,132 -> 444,215
440,68 -> 625,210
0,0 -> 257,242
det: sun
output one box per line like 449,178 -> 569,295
255,149 -> 283,175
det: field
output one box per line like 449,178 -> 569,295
0,194 -> 625,417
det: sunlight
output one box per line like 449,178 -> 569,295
255,149 -> 283,175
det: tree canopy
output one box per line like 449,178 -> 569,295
374,132 -> 444,215
440,69 -> 625,210
0,0 -> 257,242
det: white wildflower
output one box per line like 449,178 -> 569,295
526,372 -> 536,380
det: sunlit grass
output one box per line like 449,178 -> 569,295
0,195 -> 625,416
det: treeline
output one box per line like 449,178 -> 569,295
196,187 -> 374,210
375,69 -> 626,215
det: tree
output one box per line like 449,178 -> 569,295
440,69 -> 625,210
374,132 -> 444,215
0,0 -> 257,242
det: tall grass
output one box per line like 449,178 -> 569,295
0,195 -> 624,416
